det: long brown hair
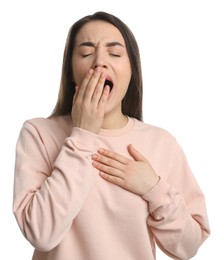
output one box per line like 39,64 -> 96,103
51,11 -> 143,121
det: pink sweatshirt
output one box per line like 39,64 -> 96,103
13,116 -> 210,260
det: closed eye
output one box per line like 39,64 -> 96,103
82,53 -> 92,57
110,54 -> 121,57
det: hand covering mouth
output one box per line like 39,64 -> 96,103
104,79 -> 114,92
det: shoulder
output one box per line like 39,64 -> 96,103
26,115 -> 71,128
132,118 -> 176,143
131,119 -> 189,172
21,115 -> 73,144
24,115 -> 72,133
19,116 -> 73,161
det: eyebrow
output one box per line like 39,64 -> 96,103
78,41 -> 124,48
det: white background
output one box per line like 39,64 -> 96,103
1,0 -> 223,259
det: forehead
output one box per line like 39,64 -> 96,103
75,20 -> 125,45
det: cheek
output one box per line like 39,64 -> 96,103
72,54 -> 91,85
72,64 -> 88,86
120,70 -> 131,98
121,67 -> 131,91
122,60 -> 132,83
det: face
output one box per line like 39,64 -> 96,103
72,20 -> 132,116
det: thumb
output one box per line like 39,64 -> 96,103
128,144 -> 147,162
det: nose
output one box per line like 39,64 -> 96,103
92,50 -> 108,69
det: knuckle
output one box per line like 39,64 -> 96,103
107,167 -> 114,175
106,158 -> 113,165
94,88 -> 102,95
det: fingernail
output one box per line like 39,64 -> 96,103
92,154 -> 97,159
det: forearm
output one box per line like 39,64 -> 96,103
13,125 -> 97,251
142,179 -> 210,259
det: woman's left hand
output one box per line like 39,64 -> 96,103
92,144 -> 160,195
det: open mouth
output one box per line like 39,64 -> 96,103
104,79 -> 114,92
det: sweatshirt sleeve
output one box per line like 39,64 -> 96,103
13,121 -> 97,252
142,139 -> 210,260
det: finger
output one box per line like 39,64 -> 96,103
76,69 -> 94,101
91,72 -> 107,104
98,149 -> 129,164
83,67 -> 102,102
97,85 -> 110,109
73,86 -> 79,104
92,160 -> 124,177
92,153 -> 123,170
99,171 -> 124,186
128,144 -> 148,162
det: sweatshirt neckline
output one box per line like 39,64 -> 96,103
99,117 -> 134,137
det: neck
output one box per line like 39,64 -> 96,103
102,112 -> 128,129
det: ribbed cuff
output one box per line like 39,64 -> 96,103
142,178 -> 171,204
66,127 -> 98,152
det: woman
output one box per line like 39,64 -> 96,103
13,11 -> 210,260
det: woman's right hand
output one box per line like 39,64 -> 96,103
71,67 -> 110,134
